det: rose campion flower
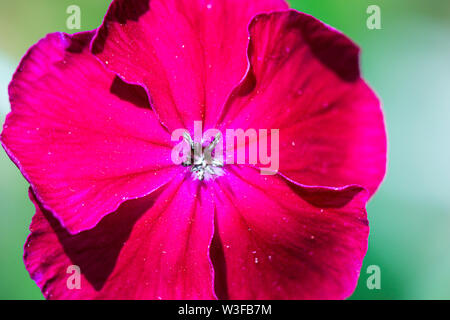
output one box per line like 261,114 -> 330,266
0,0 -> 386,300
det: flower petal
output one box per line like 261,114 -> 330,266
219,11 -> 387,195
92,0 -> 288,132
1,32 -> 179,234
25,172 -> 216,299
211,166 -> 369,299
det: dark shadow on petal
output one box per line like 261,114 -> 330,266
110,76 -> 152,110
210,210 -> 229,300
92,0 -> 150,55
217,69 -> 256,125
66,31 -> 96,54
107,0 -> 150,24
33,187 -> 164,291
287,182 -> 364,209
293,11 -> 360,82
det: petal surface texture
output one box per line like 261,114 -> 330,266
219,11 -> 387,194
1,32 -> 179,234
211,166 -> 369,300
92,0 -> 288,131
25,172 -> 216,300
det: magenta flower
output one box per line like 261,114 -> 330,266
1,0 -> 386,300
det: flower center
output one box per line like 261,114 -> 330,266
182,132 -> 224,181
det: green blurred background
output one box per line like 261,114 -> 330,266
0,0 -> 449,300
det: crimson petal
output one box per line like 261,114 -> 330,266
92,0 -> 288,132
219,11 -> 387,194
1,32 -> 180,234
25,171 -> 216,299
211,166 -> 369,299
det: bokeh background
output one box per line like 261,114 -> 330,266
0,0 -> 449,300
